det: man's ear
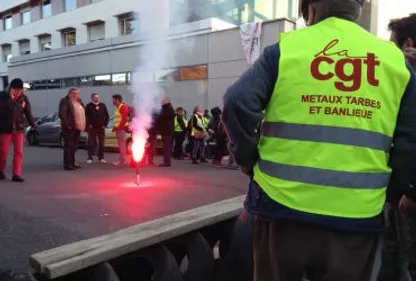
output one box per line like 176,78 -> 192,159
403,38 -> 414,49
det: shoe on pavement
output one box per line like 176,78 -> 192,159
12,175 -> 24,182
64,166 -> 75,171
99,159 -> 107,164
86,159 -> 93,164
74,164 -> 81,169
113,161 -> 124,166
158,163 -> 171,167
0,172 -> 5,180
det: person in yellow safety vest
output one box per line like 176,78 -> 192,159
222,0 -> 416,280
191,106 -> 207,164
173,107 -> 187,159
112,94 -> 130,166
203,109 -> 211,129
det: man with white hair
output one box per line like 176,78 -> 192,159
222,0 -> 416,280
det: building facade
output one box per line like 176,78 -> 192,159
1,0 -> 376,117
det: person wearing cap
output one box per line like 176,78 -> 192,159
222,0 -> 416,280
0,78 -> 37,182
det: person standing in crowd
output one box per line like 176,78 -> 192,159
203,109 -> 211,130
191,106 -> 207,165
85,93 -> 109,164
0,78 -> 37,182
378,14 -> 416,281
146,112 -> 159,166
209,107 -> 226,167
59,88 -> 85,171
222,0 -> 416,280
173,107 -> 187,160
158,98 -> 175,167
112,94 -> 130,166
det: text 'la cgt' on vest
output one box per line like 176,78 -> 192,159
254,17 -> 411,219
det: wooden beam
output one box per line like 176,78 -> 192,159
30,196 -> 245,279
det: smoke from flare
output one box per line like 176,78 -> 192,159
131,82 -> 161,162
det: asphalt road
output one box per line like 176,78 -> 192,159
0,145 -> 248,270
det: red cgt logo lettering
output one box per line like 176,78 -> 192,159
310,39 -> 380,92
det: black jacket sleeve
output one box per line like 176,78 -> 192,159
388,63 -> 416,201
59,98 -> 70,129
222,44 -> 279,168
103,103 -> 110,127
23,96 -> 36,128
85,103 -> 91,129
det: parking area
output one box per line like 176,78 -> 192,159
0,146 -> 248,270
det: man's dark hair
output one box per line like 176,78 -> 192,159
112,94 -> 123,102
9,78 -> 24,90
91,93 -> 99,98
388,14 -> 416,48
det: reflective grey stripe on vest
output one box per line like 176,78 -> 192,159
262,122 -> 392,152
258,159 -> 390,189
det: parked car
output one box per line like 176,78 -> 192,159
103,117 -> 163,155
25,113 -> 88,147
104,117 -> 133,154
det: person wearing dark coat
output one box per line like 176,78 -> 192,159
158,98 -> 175,167
209,107 -> 226,166
59,88 -> 86,171
0,78 -> 37,182
85,93 -> 109,163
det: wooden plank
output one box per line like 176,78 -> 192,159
30,196 -> 245,279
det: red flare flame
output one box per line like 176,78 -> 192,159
132,134 -> 146,163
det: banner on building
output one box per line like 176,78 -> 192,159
240,22 -> 262,65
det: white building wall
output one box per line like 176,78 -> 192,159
0,0 -> 170,77
8,19 -> 295,117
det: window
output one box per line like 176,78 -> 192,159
3,15 -> 12,30
39,35 -> 52,52
179,65 -> 207,80
62,77 -> 79,88
112,73 -> 127,85
21,10 -> 31,25
32,80 -> 49,90
155,68 -> 180,81
62,31 -> 76,47
93,75 -> 111,86
119,13 -> 139,35
19,40 -> 30,55
41,0 -> 52,18
78,76 -> 94,87
48,79 -> 61,89
132,71 -> 153,83
2,45 -> 12,63
88,22 -> 105,42
65,0 -> 76,11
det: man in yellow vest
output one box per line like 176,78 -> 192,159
112,94 -> 129,166
222,0 -> 416,280
173,107 -> 187,159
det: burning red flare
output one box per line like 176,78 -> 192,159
132,133 -> 146,163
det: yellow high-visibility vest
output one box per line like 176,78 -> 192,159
254,17 -> 410,219
114,103 -> 129,128
191,114 -> 205,136
174,116 -> 188,132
